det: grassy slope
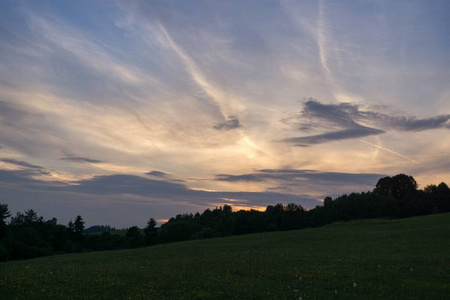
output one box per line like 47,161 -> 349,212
1,213 -> 449,300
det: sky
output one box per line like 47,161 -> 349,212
1,0 -> 449,228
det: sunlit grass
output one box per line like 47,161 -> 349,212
1,213 -> 449,299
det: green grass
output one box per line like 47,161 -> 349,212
1,213 -> 449,299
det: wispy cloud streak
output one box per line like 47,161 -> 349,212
317,0 -> 331,75
151,22 -> 242,121
61,157 -> 103,164
357,139 -> 421,165
26,13 -> 153,86
216,169 -> 384,186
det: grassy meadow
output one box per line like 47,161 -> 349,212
1,213 -> 449,299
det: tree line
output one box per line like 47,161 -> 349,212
1,174 -> 449,261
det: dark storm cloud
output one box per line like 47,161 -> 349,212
61,157 -> 103,164
216,169 -> 385,187
282,99 -> 450,146
214,116 -> 242,131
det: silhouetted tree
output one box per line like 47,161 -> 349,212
10,209 -> 42,226
323,197 -> 333,208
265,203 -> 284,229
435,182 -> 450,212
66,215 -> 85,248
232,209 -> 265,234
374,177 -> 392,196
162,220 -> 193,242
126,226 -> 140,238
126,226 -> 145,248
8,209 -> 53,259
0,204 -> 10,239
0,204 -> 11,261
144,218 -> 158,245
374,174 -> 418,199
72,215 -> 85,244
0,204 -> 10,220
74,216 -> 85,234
423,184 -> 437,194
67,220 -> 74,232
281,203 -> 307,230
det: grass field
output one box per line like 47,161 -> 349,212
1,213 -> 449,299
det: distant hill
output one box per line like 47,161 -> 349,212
1,213 -> 449,299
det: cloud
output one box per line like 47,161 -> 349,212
0,169 -> 65,188
0,100 -> 33,129
65,174 -> 319,208
0,158 -> 52,177
216,169 -> 384,186
216,173 -> 266,182
0,168 -> 322,227
0,169 -> 321,221
1,158 -> 45,170
67,174 -> 191,197
215,169 -> 386,200
1,161 -> 381,212
360,111 -> 450,131
214,116 -> 242,131
147,21 -> 238,119
145,170 -> 170,177
0,170 -> 43,185
61,157 -> 103,164
212,191 -> 319,209
25,12 -> 153,86
145,170 -> 187,183
282,99 -> 450,146
283,127 -> 384,146
0,99 -> 70,156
